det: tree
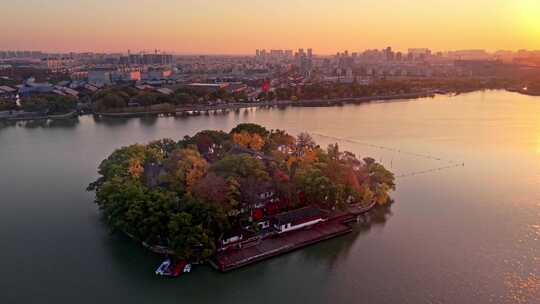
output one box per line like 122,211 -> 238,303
195,133 -> 214,155
210,154 -> 270,181
232,132 -> 265,151
295,165 -> 335,208
168,212 -> 215,260
230,123 -> 269,137
362,157 -> 395,205
127,157 -> 144,178
89,144 -> 149,188
225,177 -> 242,215
20,97 -> 48,113
95,92 -> 127,111
174,92 -> 195,105
266,129 -> 295,153
164,148 -> 209,194
192,173 -> 228,207
0,99 -> 17,111
45,95 -> 77,114
147,138 -> 177,158
296,132 -> 316,151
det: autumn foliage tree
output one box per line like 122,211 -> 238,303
164,148 -> 209,194
232,131 -> 265,151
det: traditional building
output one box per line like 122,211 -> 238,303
272,207 -> 326,234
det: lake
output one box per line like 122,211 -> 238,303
0,90 -> 538,303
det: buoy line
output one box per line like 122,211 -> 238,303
306,132 -> 465,179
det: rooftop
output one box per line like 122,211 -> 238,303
187,83 -> 229,88
0,86 -> 16,92
273,207 -> 325,225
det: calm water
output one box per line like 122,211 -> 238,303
0,90 -> 538,304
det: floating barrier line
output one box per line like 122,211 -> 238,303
395,163 -> 464,179
308,132 -> 465,179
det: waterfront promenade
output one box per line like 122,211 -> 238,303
213,221 -> 353,272
212,202 -> 377,272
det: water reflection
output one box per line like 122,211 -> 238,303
504,272 -> 539,303
0,118 -> 80,129
0,120 -> 16,129
140,115 -> 158,126
92,115 -> 130,126
298,203 -> 394,270
48,118 -> 80,129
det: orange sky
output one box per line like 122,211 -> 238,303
1,0 -> 539,54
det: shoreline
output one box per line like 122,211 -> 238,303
213,202 -> 377,272
506,88 -> 540,97
4,88 -> 534,122
135,201 -> 378,271
95,91 -> 436,118
0,111 -> 78,122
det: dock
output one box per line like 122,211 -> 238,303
212,202 -> 377,272
213,221 -> 352,272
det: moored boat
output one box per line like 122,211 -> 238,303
156,258 -> 192,277
155,258 -> 172,276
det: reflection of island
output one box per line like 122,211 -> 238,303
274,202 -> 394,271
88,123 -> 396,272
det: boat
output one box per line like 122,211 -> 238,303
156,258 -> 192,277
171,260 -> 187,277
155,258 -> 172,276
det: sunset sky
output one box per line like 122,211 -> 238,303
1,0 -> 539,54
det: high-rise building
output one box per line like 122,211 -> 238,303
385,47 -> 394,61
285,50 -> 293,58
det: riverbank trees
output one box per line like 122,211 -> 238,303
19,94 -> 77,114
88,123 -> 395,260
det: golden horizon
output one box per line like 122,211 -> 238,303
1,0 -> 539,54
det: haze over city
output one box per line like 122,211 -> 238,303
2,0 -> 540,54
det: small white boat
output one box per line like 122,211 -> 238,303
155,258 -> 172,276
183,264 -> 192,273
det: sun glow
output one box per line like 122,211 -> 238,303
512,1 -> 540,38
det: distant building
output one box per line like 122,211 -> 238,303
111,71 -> 141,82
142,53 -> 173,65
408,48 -> 432,59
0,86 -> 17,98
284,50 -> 293,58
184,83 -> 229,94
141,69 -> 172,81
88,69 -> 112,85
19,81 -> 54,95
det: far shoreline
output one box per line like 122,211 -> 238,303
94,91 -> 436,118
2,89 -> 536,122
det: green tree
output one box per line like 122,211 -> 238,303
210,154 -> 269,181
230,123 -> 269,137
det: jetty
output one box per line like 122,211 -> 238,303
212,202 -> 377,272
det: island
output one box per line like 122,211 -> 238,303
88,123 -> 395,272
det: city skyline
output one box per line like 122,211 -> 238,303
1,0 -> 539,54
